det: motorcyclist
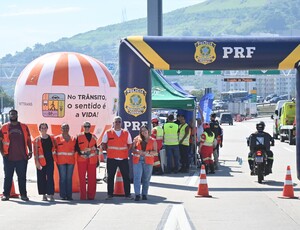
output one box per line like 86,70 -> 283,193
247,121 -> 274,175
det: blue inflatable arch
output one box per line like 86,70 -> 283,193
119,36 -> 300,179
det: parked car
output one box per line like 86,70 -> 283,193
219,112 -> 233,125
256,96 -> 264,103
269,96 -> 280,103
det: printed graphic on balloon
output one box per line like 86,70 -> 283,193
15,52 -> 118,143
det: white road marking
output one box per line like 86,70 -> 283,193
162,205 -> 193,230
187,171 -> 199,186
283,147 -> 295,153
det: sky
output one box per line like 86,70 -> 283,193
0,0 -> 205,58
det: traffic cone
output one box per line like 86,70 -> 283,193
113,167 -> 125,196
279,166 -> 298,199
0,181 -> 19,198
99,153 -> 105,163
195,164 -> 212,198
10,181 -> 20,198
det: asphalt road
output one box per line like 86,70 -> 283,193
0,117 -> 299,230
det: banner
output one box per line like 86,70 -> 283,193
199,93 -> 214,123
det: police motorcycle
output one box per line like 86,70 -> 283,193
247,121 -> 274,184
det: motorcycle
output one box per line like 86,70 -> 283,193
247,137 -> 270,183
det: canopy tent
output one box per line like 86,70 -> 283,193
151,69 -> 195,110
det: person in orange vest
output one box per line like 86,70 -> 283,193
75,121 -> 99,200
132,125 -> 157,201
101,116 -> 133,200
151,118 -> 163,175
199,123 -> 215,174
33,123 -> 56,202
0,109 -> 32,201
53,123 -> 76,200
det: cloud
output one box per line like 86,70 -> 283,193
0,7 -> 80,17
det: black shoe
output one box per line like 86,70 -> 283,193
67,197 -> 73,201
1,196 -> 9,201
250,170 -> 255,176
142,195 -> 147,200
125,195 -> 133,200
105,195 -> 113,200
135,195 -> 140,201
21,195 -> 29,201
61,197 -> 67,200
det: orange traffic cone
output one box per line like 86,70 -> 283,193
99,153 -> 105,163
195,164 -> 212,198
10,181 -> 20,198
279,166 -> 298,199
0,181 -> 19,198
114,168 -> 125,196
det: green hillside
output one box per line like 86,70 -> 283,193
1,0 -> 300,96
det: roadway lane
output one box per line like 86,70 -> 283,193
0,117 -> 299,230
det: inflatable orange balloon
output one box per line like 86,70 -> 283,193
15,52 -> 118,141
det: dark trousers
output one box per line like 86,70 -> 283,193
179,144 -> 189,170
106,158 -> 130,197
3,157 -> 28,197
37,160 -> 54,195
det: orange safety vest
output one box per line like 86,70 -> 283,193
106,129 -> 129,159
133,137 -> 156,165
77,133 -> 98,164
1,122 -> 31,155
54,134 -> 76,165
33,135 -> 55,166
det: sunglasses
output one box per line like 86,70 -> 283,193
84,126 -> 91,128
114,121 -> 121,123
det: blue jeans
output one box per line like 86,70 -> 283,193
58,164 -> 74,199
133,156 -> 153,196
3,158 -> 28,196
165,145 -> 180,173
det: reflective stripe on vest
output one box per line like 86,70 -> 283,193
164,123 -> 179,145
134,137 -> 156,165
57,152 -> 74,156
1,123 -> 31,155
34,135 -> 55,166
55,134 -> 76,165
179,123 -> 190,146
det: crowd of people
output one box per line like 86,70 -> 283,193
0,109 -> 223,202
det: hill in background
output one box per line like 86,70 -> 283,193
1,0 -> 300,96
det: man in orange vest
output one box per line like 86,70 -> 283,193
0,109 -> 32,201
101,116 -> 133,200
75,121 -> 99,200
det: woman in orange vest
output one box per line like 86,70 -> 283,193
75,121 -> 98,200
33,123 -> 56,201
198,123 -> 215,174
53,123 -> 76,200
132,125 -> 157,201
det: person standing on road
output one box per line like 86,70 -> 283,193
199,123 -> 215,174
0,109 -> 32,201
132,125 -> 157,201
178,115 -> 191,173
209,113 -> 223,170
151,118 -> 163,175
53,123 -> 76,200
163,114 -> 179,174
75,121 -> 99,200
101,116 -> 133,200
33,123 -> 56,202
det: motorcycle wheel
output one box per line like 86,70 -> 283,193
257,164 -> 264,184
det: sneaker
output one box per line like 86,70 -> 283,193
21,195 -> 29,201
142,195 -> 147,200
1,196 -> 9,201
134,195 -> 140,201
42,195 -> 48,201
105,195 -> 113,200
49,195 -> 55,202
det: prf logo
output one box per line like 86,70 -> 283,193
42,93 -> 65,118
124,87 -> 147,117
194,41 -> 216,65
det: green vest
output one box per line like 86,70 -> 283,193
153,126 -> 163,140
163,123 -> 179,145
179,123 -> 190,146
203,132 -> 215,146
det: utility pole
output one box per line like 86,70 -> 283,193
147,0 -> 162,36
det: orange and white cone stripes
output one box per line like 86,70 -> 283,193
279,166 -> 298,199
195,164 -> 212,198
113,167 -> 125,196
